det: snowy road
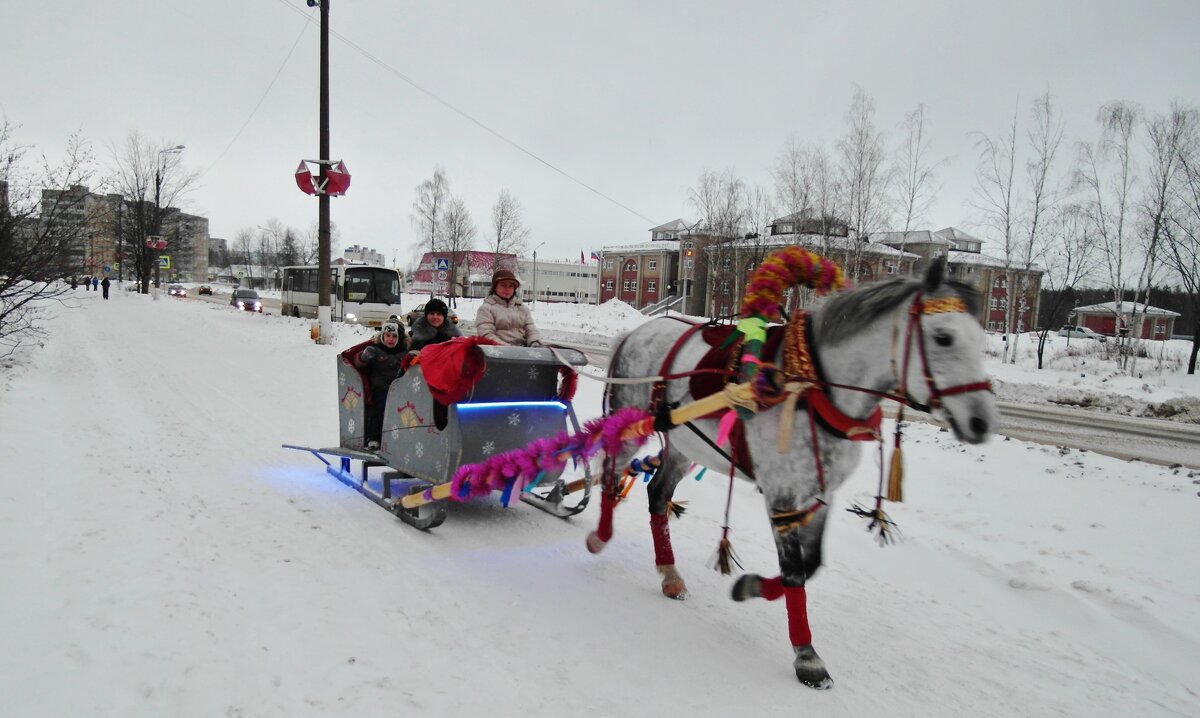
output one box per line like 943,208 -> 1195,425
2,292 -> 1196,717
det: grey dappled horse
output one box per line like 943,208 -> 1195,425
590,260 -> 997,688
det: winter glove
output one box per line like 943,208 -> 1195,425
360,345 -> 380,362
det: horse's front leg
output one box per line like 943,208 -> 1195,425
646,457 -> 688,599
731,505 -> 833,689
585,454 -> 625,554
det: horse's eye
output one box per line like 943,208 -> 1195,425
933,332 -> 953,347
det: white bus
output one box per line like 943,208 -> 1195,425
281,264 -> 402,328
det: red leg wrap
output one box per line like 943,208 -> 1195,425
759,575 -> 784,601
649,514 -> 675,566
784,585 -> 813,646
595,491 -> 616,543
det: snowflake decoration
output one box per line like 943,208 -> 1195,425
481,440 -> 495,455
528,367 -> 540,381
507,411 -> 521,426
347,418 -> 356,435
411,376 -> 422,391
415,442 -> 424,458
339,373 -> 346,386
390,427 -> 401,441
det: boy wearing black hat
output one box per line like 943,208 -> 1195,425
353,318 -> 410,450
409,298 -> 462,351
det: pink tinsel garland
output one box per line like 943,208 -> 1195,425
448,406 -> 654,504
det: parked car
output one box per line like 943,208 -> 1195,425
230,288 -> 264,313
167,284 -> 187,297
1058,325 -> 1106,342
404,302 -> 459,327
197,285 -> 213,295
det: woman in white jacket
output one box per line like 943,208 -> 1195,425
474,269 -> 542,347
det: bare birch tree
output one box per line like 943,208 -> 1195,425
973,103 -> 1020,361
441,196 -> 477,305
487,189 -> 530,272
688,167 -> 745,315
891,104 -> 944,253
108,132 -> 198,293
1009,91 -> 1068,360
410,167 -> 449,298
837,87 -> 889,279
1076,102 -> 1140,362
1129,103 -> 1194,374
772,138 -> 818,220
233,228 -> 256,287
1034,203 -> 1098,368
1161,108 -> 1200,372
0,123 -> 100,355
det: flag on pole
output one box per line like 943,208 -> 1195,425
580,250 -> 585,264
590,251 -> 601,262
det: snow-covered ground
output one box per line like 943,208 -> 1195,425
1,290 -> 1197,717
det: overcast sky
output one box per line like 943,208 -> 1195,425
4,1 -> 1199,265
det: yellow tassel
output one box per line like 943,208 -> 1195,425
886,445 -> 904,502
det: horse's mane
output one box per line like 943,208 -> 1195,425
810,276 -> 981,345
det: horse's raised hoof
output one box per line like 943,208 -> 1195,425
731,573 -> 763,601
793,644 -> 833,690
657,564 -> 688,600
585,531 -> 607,554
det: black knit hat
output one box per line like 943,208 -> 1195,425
424,298 -> 449,317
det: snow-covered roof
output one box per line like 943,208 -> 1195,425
933,226 -> 985,245
1073,301 -> 1180,317
946,250 -> 1042,272
721,234 -> 919,258
873,230 -> 951,246
648,218 -> 693,233
600,240 -> 681,253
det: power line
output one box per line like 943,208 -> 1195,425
202,9 -> 314,177
273,0 -> 656,225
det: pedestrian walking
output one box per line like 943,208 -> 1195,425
71,277 -> 78,290
92,277 -> 99,291
84,276 -> 91,291
101,277 -> 110,300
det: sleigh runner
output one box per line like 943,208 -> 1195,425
286,339 -> 592,530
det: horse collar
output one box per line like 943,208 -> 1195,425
785,313 -> 882,442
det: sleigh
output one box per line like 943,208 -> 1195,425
285,340 -> 592,530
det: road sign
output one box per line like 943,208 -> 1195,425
237,271 -> 245,278
437,271 -> 447,280
158,256 -> 171,269
103,265 -> 111,274
435,258 -> 450,271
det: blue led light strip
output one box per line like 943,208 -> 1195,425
455,401 -> 568,411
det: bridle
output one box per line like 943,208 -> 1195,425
894,293 -> 993,414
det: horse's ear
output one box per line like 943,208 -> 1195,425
923,258 -> 946,292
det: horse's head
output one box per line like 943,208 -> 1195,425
899,260 -> 997,444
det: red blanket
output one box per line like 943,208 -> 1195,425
419,336 -> 499,405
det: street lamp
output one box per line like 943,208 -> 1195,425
530,241 -> 545,307
152,145 -> 185,290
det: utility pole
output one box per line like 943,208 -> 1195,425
316,0 -> 333,344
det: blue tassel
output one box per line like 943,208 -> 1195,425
524,470 -> 547,492
694,467 -> 707,481
499,480 -> 515,507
